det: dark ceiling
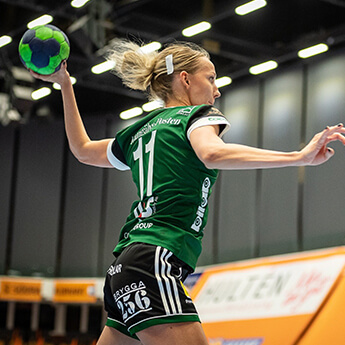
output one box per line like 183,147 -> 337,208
1,0 -> 345,124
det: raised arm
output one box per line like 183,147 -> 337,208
30,62 -> 113,168
190,123 -> 345,170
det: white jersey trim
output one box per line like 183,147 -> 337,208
107,139 -> 130,171
187,116 -> 230,141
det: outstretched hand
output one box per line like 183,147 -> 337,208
29,60 -> 70,87
300,123 -> 345,166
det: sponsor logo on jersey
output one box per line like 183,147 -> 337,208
191,177 -> 211,232
177,106 -> 198,116
155,117 -> 181,125
107,264 -> 122,276
132,222 -> 153,231
134,196 -> 157,219
208,116 -> 226,121
114,281 -> 147,300
130,117 -> 181,144
113,281 -> 152,322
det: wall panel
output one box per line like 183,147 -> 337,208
0,126 -> 15,274
59,118 -> 107,277
258,68 -> 303,256
11,120 -> 64,276
303,54 -> 345,250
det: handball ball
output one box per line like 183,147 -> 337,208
18,24 -> 70,75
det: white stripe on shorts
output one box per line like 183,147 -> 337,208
164,252 -> 182,313
154,246 -> 182,315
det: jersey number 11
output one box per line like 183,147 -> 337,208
133,130 -> 157,219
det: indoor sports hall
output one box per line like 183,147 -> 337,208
1,1 -> 345,345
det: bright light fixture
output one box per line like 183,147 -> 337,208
13,85 -> 34,100
31,87 -> 51,100
298,43 -> 329,59
0,35 -> 12,48
71,0 -> 91,8
11,67 -> 34,82
27,15 -> 53,29
91,60 -> 116,74
142,100 -> 163,112
249,60 -> 278,75
182,21 -> 211,37
120,107 -> 143,120
53,77 -> 77,90
215,76 -> 232,88
140,42 -> 162,54
235,0 -> 267,15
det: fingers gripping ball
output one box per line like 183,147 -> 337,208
18,25 -> 70,75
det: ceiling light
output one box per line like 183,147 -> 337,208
140,42 -> 162,54
0,35 -> 12,48
27,15 -> 53,29
215,76 -> 232,88
142,100 -> 163,112
182,21 -> 211,37
0,93 -> 10,124
249,60 -> 278,75
6,109 -> 21,122
235,0 -> 267,15
0,108 -> 21,126
71,0 -> 91,8
298,43 -> 329,59
36,105 -> 51,117
11,67 -> 34,82
120,107 -> 143,120
13,85 -> 35,100
31,87 -> 51,100
53,76 -> 77,90
91,60 -> 116,74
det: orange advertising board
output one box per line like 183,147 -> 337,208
189,247 -> 345,345
297,269 -> 345,345
0,278 -> 42,302
53,280 -> 97,303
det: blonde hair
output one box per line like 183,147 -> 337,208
106,39 -> 210,103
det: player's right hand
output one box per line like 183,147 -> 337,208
29,60 -> 70,87
299,124 -> 345,166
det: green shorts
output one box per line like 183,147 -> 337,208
103,243 -> 200,339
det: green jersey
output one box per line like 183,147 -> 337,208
107,105 -> 230,269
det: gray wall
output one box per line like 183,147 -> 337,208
0,125 -> 15,274
1,50 -> 345,277
257,68 -> 303,257
9,120 -> 64,276
303,54 -> 345,250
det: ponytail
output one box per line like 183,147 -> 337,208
107,39 -> 210,103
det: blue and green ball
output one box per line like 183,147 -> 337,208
18,24 -> 70,75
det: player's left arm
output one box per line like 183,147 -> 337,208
190,123 -> 345,170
